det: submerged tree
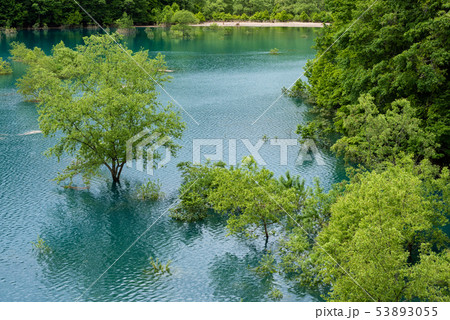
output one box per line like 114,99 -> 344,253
16,34 -> 185,184
208,157 -> 299,243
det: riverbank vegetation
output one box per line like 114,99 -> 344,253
291,0 -> 450,167
12,34 -> 185,184
0,0 -> 331,29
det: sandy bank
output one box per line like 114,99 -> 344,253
140,21 -> 326,28
189,21 -> 326,28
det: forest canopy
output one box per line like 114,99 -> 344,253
293,0 -> 450,166
0,0 -> 328,28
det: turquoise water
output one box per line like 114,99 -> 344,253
0,27 -> 345,301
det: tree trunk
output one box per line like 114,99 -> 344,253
263,220 -> 269,245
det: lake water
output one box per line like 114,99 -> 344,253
0,27 -> 346,301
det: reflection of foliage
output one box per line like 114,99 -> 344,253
145,27 -> 155,39
223,26 -> 233,36
332,94 -> 439,168
169,24 -> 196,39
136,180 -> 165,201
32,235 -> 52,254
148,257 -> 171,275
172,158 -> 301,243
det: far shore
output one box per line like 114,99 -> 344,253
141,21 -> 326,28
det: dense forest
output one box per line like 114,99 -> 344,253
0,0 -> 328,28
293,0 -> 450,166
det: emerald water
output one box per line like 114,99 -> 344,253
0,27 -> 346,301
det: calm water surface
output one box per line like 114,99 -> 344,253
0,27 -> 345,301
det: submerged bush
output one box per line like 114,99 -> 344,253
136,180 -> 164,200
31,235 -> 52,254
269,48 -> 279,55
170,160 -> 226,222
0,58 -> 12,75
148,257 -> 171,275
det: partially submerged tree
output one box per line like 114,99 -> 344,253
208,157 -> 299,243
172,157 -> 301,243
16,34 -> 185,184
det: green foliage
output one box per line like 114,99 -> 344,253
148,257 -> 171,274
283,78 -> 311,100
223,26 -> 233,35
273,10 -> 294,22
0,57 -> 12,75
15,34 -> 185,184
298,11 -> 310,22
269,48 -> 279,55
10,41 -> 45,64
253,253 -> 277,277
155,5 -> 177,25
136,180 -> 164,201
301,0 -> 450,161
250,10 -> 271,22
145,27 -> 155,39
208,22 -> 220,31
332,94 -> 440,168
195,12 -> 206,23
65,11 -> 83,27
115,12 -> 135,31
208,157 -> 299,242
170,24 -> 196,39
170,160 -> 226,222
278,171 -> 305,197
240,13 -> 249,21
281,158 -> 450,301
31,235 -> 52,254
0,1 -> 328,28
268,287 -> 283,301
295,120 -> 331,147
172,10 -> 199,25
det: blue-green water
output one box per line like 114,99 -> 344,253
0,27 -> 345,301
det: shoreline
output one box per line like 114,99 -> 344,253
144,21 -> 326,28
6,21 -> 326,31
